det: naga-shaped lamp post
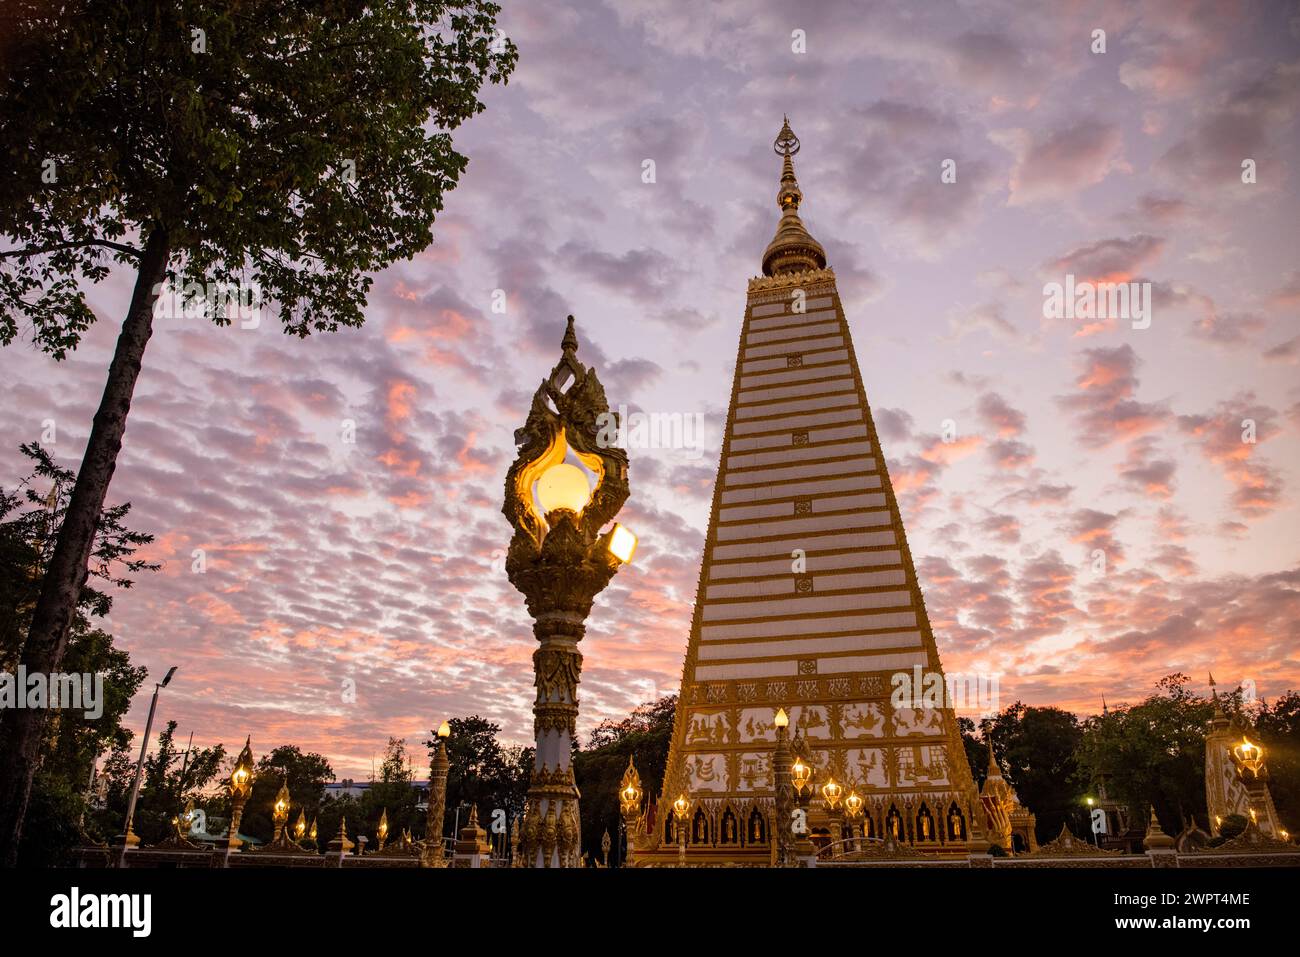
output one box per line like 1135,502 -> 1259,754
618,755 -> 644,866
226,737 -> 254,852
503,316 -> 636,868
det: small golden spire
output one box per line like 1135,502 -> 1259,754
982,738 -> 1005,780
561,314 -> 578,354
762,117 -> 826,277
1143,805 -> 1175,849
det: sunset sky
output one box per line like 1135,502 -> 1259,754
2,0 -> 1298,779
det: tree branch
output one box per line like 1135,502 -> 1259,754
0,239 -> 142,260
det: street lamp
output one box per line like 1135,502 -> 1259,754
673,794 -> 689,867
226,737 -> 254,851
503,316 -> 634,868
791,756 -> 812,797
422,720 -> 451,868
121,664 -> 177,855
845,788 -> 863,819
844,786 -> 863,852
789,729 -> 817,862
266,777 -> 310,854
772,707 -> 795,867
618,755 -> 644,866
272,779 -> 290,841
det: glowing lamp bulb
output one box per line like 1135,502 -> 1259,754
536,463 -> 591,515
437,720 -> 451,739
791,758 -> 811,793
774,708 -> 789,728
608,524 -> 638,563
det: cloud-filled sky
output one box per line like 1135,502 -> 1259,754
3,0 -> 1299,778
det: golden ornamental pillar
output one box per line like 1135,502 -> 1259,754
503,316 -> 635,868
772,708 -> 795,866
618,755 -> 645,866
422,721 -> 451,867
226,737 -> 254,852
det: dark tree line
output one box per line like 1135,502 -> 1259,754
964,674 -> 1300,843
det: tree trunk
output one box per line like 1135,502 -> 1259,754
0,225 -> 169,866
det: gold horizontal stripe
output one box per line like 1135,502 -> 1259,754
697,603 -> 918,629
724,451 -> 875,475
744,317 -> 842,341
709,543 -> 904,571
699,581 -> 914,607
706,525 -> 893,550
733,382 -> 857,409
716,473 -> 882,498
739,346 -> 848,369
727,411 -> 865,439
694,646 -> 925,668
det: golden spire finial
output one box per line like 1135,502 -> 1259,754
986,738 -> 1002,778
774,115 -> 800,157
762,116 -> 826,277
1209,673 -> 1229,724
562,314 -> 578,354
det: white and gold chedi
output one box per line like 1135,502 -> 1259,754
630,118 -> 980,865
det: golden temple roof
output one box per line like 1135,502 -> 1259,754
761,116 -> 827,277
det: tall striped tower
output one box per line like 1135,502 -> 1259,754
642,119 -> 979,865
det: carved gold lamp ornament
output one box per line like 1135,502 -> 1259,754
266,779 -> 310,854
791,757 -> 812,796
673,794 -> 690,865
377,808 -> 390,851
293,810 -> 307,843
844,788 -> 864,820
502,316 -> 634,869
821,776 -> 843,810
619,755 -> 643,818
226,737 -> 255,850
617,756 -> 645,865
673,794 -> 689,822
1232,737 -> 1266,779
272,779 -> 291,839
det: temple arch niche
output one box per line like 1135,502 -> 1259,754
916,802 -> 936,842
719,805 -> 740,845
691,807 -> 711,846
947,801 -> 966,840
886,804 -> 904,841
